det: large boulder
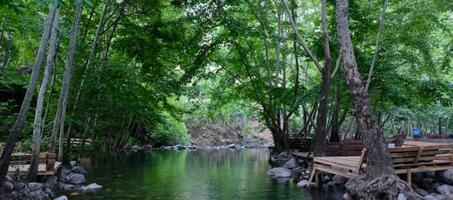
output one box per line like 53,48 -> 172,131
437,168 -> 453,185
71,166 -> 88,174
283,158 -> 298,169
66,173 -> 86,185
3,181 -> 14,191
267,167 -> 292,178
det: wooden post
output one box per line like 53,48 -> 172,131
406,170 -> 412,190
307,168 -> 317,189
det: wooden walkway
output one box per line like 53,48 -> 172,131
308,141 -> 453,188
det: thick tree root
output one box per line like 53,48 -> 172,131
345,174 -> 422,200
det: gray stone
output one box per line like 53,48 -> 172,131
431,193 -> 445,200
397,193 -> 407,200
415,188 -> 430,196
437,184 -> 453,195
424,171 -> 436,178
444,194 -> 453,200
66,173 -> 86,184
3,181 -> 14,191
59,183 -> 75,191
5,175 -> 13,182
71,166 -> 88,174
70,161 -> 77,167
44,187 -> 54,197
283,158 -> 298,169
29,190 -> 47,200
343,192 -> 352,200
267,167 -> 292,178
333,175 -> 348,184
423,195 -> 439,200
228,144 -> 236,149
28,182 -> 43,191
45,175 -> 58,188
323,175 -> 332,183
437,168 -> 453,185
54,195 -> 68,200
297,180 -> 308,188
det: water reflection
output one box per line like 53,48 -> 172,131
72,149 -> 340,200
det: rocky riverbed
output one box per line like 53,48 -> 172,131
267,151 -> 453,200
1,161 -> 102,200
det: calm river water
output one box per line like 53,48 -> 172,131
70,149 -> 343,200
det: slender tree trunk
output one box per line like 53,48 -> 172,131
0,4 -> 57,184
365,0 -> 388,92
65,1 -> 111,139
313,0 -> 332,156
53,2 -> 83,161
28,8 -> 60,181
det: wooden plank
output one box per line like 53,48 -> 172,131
315,156 -> 360,169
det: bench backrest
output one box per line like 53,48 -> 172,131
10,152 -> 56,170
325,140 -> 364,156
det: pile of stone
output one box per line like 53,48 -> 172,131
0,176 -> 55,200
266,152 -> 314,186
57,162 -> 102,194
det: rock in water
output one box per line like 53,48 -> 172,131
297,180 -> 308,188
283,158 -> 298,169
84,183 -> 103,191
54,195 -> 68,200
71,166 -> 88,174
70,161 -> 77,167
67,174 -> 86,184
267,167 -> 292,178
415,188 -> 429,196
437,168 -> 453,185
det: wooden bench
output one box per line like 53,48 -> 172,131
8,152 -> 62,176
292,140 -> 364,165
308,142 -> 453,188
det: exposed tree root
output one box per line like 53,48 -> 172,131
345,174 -> 422,200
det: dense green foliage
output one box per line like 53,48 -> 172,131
0,0 -> 451,153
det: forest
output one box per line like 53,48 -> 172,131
0,0 -> 452,200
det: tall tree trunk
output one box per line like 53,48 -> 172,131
329,74 -> 342,142
0,4 -> 58,184
28,8 -> 60,182
53,2 -> 83,162
313,0 -> 332,156
335,0 -> 409,199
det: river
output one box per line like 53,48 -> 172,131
70,149 -> 344,200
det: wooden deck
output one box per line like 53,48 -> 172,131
308,141 -> 453,189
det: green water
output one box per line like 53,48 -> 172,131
70,149 -> 343,200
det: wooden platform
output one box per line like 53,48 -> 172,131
7,152 -> 61,176
8,161 -> 62,176
308,141 -> 453,189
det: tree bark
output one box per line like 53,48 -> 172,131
27,8 -> 60,181
0,4 -> 58,184
313,0 -> 332,156
336,1 -> 412,198
52,2 -> 83,161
